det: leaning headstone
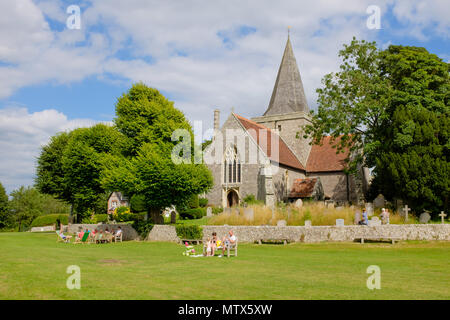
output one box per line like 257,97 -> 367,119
368,216 -> 381,226
325,200 -> 335,208
336,219 -> 345,227
419,211 -> 431,224
304,220 -> 312,227
206,207 -> 213,217
373,194 -> 386,208
294,199 -> 303,208
365,203 -> 374,217
244,208 -> 254,221
277,220 -> 287,227
354,211 -> 361,225
170,211 -> 176,224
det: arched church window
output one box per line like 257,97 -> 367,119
224,146 -> 241,183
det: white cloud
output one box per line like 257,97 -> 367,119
0,0 -> 449,192
0,107 -> 101,193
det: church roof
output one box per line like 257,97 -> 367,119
263,36 -> 309,116
234,113 -> 305,171
306,136 -> 350,173
289,178 -> 319,198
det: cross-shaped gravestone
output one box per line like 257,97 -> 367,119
402,205 -> 411,222
439,211 -> 447,224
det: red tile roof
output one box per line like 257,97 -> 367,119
289,178 -> 318,198
306,136 -> 350,172
234,114 -> 305,171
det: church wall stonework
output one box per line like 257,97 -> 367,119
205,113 -> 268,207
252,112 -> 312,167
271,164 -> 306,201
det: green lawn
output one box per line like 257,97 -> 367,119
0,232 -> 449,300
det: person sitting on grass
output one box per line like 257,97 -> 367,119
58,230 -> 72,242
206,232 -> 218,256
220,230 -> 236,257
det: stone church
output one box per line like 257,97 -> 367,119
204,35 -> 369,208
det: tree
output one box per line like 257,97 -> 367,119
102,83 -> 213,223
0,182 -> 9,228
8,187 -> 68,230
370,46 -> 450,213
307,38 -> 450,214
304,37 -> 391,172
36,124 -> 125,222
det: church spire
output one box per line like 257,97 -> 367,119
263,33 -> 309,116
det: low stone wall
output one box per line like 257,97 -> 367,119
145,224 -> 450,243
202,225 -> 450,243
147,225 -> 180,242
67,223 -> 139,241
31,225 -> 55,232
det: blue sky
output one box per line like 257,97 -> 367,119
0,0 -> 449,193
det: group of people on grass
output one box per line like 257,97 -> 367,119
205,230 -> 236,257
57,226 -> 122,243
358,208 -> 390,225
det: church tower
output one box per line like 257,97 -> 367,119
252,34 -> 312,167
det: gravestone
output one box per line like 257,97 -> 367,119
354,211 -> 361,225
402,205 -> 411,222
336,219 -> 345,227
224,207 -> 232,214
233,208 -> 240,216
439,211 -> 447,224
304,220 -> 312,227
244,208 -> 254,221
373,194 -> 386,208
170,211 -> 176,224
368,216 -> 381,226
419,210 -> 431,224
294,199 -> 303,208
277,220 -> 287,227
287,207 -> 292,220
365,203 -> 374,217
206,207 -> 212,217
325,200 -> 335,208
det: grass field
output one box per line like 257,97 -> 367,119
0,232 -> 449,300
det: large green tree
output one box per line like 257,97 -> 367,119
101,83 -> 213,223
0,182 -> 9,228
36,124 -> 124,221
306,38 -> 449,215
8,186 -> 69,230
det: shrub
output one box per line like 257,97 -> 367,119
113,206 -> 133,222
95,214 -> 109,223
199,198 -> 208,208
130,194 -> 146,212
188,194 -> 199,208
31,214 -> 69,228
243,194 -> 263,205
179,208 -> 206,220
176,225 -> 203,240
212,207 -> 223,214
132,220 -> 154,239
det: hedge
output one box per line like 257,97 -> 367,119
178,208 -> 206,220
31,214 -> 69,228
176,225 -> 203,240
132,220 -> 154,239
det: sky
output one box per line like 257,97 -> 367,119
0,0 -> 449,193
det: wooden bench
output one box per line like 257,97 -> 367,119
203,240 -> 238,258
355,237 -> 401,244
181,239 -> 203,245
257,239 -> 290,245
